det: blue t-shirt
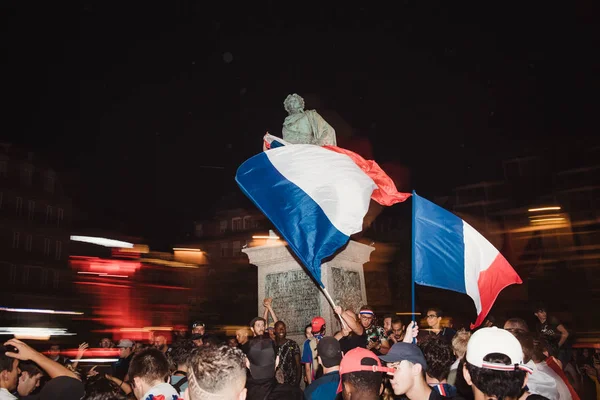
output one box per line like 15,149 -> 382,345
304,371 -> 340,400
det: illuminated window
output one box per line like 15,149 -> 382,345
220,242 -> 229,257
28,200 -> 35,221
243,216 -> 252,230
232,217 -> 242,231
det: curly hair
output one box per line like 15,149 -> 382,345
465,353 -> 527,399
451,329 -> 471,359
168,339 -> 195,369
420,335 -> 455,381
187,345 -> 246,400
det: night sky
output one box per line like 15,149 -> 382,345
2,1 -> 597,247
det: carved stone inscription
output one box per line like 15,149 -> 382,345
331,267 -> 362,312
265,270 -> 320,335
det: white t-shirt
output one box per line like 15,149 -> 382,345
140,382 -> 182,400
536,361 -> 572,400
0,388 -> 17,400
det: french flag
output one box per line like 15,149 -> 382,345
236,144 -> 377,287
412,192 -> 522,329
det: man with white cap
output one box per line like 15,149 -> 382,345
459,327 -> 543,400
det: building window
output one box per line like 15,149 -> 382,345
194,223 -> 203,238
46,205 -> 53,224
21,165 -> 33,186
55,241 -> 62,260
12,232 -> 20,249
44,238 -> 51,256
243,216 -> 252,230
232,217 -> 242,232
27,200 -> 35,221
57,208 -> 64,226
25,235 -> 32,252
220,242 -> 229,257
219,220 -> 227,233
44,172 -> 55,193
0,159 -> 6,178
232,240 -> 241,256
16,197 -> 23,216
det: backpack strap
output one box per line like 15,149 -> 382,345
172,376 -> 188,393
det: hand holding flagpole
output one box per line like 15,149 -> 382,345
322,287 -> 349,330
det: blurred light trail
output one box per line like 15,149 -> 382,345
0,307 -> 83,315
528,206 -> 561,212
70,236 -> 134,248
70,358 -> 119,363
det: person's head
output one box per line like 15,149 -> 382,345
532,303 -> 547,323
503,318 -> 530,334
511,331 -> 536,364
153,335 -> 167,351
133,342 -> 145,354
484,315 -> 496,328
116,339 -> 134,359
128,348 -> 170,399
283,93 -> 305,114
451,329 -> 472,360
311,316 -> 326,336
85,375 -> 127,400
17,360 -> 44,396
266,324 -> 276,341
426,308 -> 443,329
185,345 -> 247,400
249,317 -> 266,337
420,335 -> 455,383
391,318 -> 405,341
227,337 -> 238,348
383,315 -> 393,332
304,324 -> 313,339
235,327 -> 251,345
316,337 -> 342,369
358,305 -> 376,329
339,347 -> 393,399
48,344 -> 60,359
463,327 -> 532,400
0,346 -> 20,392
99,338 -> 112,348
379,342 -> 428,396
246,338 -> 279,380
168,339 -> 195,370
274,321 -> 287,341
191,321 -> 206,336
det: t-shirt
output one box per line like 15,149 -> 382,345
301,338 -> 319,381
140,382 -> 182,400
276,339 -> 301,385
304,371 -> 340,400
537,317 -> 563,355
339,332 -> 367,354
365,325 -> 386,344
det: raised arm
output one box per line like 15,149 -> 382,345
4,338 -> 80,381
334,306 -> 363,336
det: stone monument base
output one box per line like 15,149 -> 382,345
243,240 -> 374,344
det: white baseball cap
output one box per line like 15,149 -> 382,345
466,327 -> 532,373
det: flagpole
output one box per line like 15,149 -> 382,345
411,191 -> 417,343
322,286 -> 349,330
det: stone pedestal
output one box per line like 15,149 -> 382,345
243,240 -> 374,344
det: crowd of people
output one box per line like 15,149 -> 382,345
1,300 -> 599,400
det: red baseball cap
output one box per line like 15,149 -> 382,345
311,316 -> 326,332
337,347 -> 394,394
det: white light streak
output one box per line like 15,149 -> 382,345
0,327 -> 76,338
0,307 -> 83,315
70,236 -> 134,248
528,206 -> 561,212
70,358 -> 119,363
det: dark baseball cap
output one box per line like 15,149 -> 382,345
316,337 -> 342,368
37,376 -> 85,400
247,338 -> 276,380
379,342 -> 428,371
191,321 -> 205,329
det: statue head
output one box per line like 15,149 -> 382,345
283,93 -> 305,114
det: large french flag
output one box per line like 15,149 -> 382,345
412,192 -> 522,329
236,145 -> 377,287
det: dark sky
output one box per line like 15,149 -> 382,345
2,1 -> 597,246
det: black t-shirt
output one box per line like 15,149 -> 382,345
339,332 -> 368,354
537,316 -> 564,354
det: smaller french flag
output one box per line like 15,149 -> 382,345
412,192 -> 522,329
